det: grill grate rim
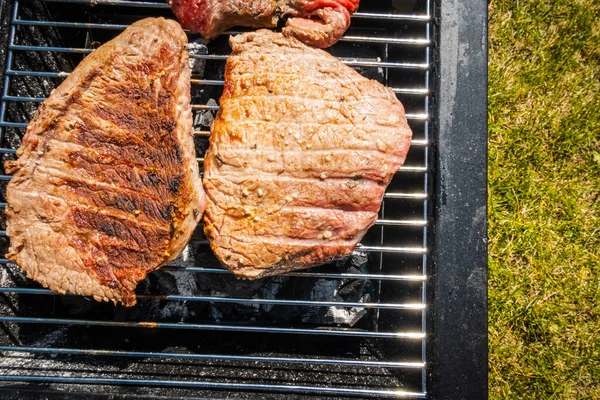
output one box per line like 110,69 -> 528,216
0,0 -> 432,397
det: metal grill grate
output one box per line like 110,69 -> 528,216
0,0 -> 436,398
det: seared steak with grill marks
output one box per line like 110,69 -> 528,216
169,0 -> 360,48
4,18 -> 206,306
203,30 -> 412,279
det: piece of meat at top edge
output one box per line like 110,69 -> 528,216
168,0 -> 361,48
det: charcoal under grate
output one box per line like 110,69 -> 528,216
0,0 -> 488,398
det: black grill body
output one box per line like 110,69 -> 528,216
0,0 -> 487,398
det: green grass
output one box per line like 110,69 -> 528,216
488,0 -> 600,398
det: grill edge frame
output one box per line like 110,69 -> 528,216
429,0 -> 488,398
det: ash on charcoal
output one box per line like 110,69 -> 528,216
302,279 -> 368,326
190,249 -> 289,320
193,98 -> 218,130
269,252 -> 374,327
160,250 -> 373,327
192,98 -> 217,156
113,244 -> 376,328
51,242 -> 206,322
192,251 -> 374,327
114,270 -> 197,322
206,275 -> 288,321
189,35 -> 228,107
113,242 -> 206,322
188,39 -> 208,76
0,232 -> 375,329
1,232 -> 374,331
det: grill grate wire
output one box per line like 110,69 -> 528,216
0,0 -> 432,397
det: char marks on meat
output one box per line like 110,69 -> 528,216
203,30 -> 412,279
4,18 -> 207,306
169,0 -> 360,48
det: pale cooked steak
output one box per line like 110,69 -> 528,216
169,0 -> 360,48
203,30 -> 412,279
4,18 -> 207,306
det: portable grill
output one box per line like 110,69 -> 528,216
0,0 -> 487,398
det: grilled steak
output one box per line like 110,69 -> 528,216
203,30 -> 412,279
4,18 -> 206,306
169,0 -> 360,48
